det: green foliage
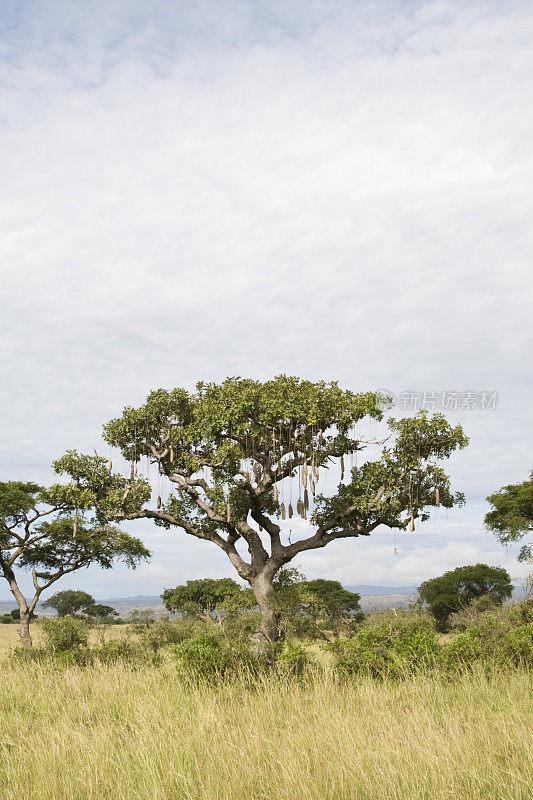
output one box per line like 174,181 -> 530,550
0,479 -> 149,645
272,568 -> 362,639
172,633 -> 239,678
302,579 -> 362,628
87,603 -> 119,619
330,611 -> 438,678
0,608 -> 38,623
485,470 -> 533,562
313,411 -> 468,534
53,378 -> 467,591
42,590 -> 96,617
20,517 -> 150,574
40,615 -> 89,652
128,608 -> 156,629
418,564 -> 513,631
275,639 -> 310,676
162,577 -> 245,618
137,617 -> 194,653
440,612 -> 533,670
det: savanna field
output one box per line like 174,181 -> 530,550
1,624 -> 532,800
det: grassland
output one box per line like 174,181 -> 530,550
0,624 -> 532,800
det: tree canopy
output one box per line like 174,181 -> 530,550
54,375 -> 468,641
42,590 -> 96,617
418,563 -> 513,630
485,471 -> 533,562
41,590 -> 118,619
0,481 -> 149,646
162,578 -> 247,620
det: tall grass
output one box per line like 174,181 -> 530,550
0,658 -> 531,800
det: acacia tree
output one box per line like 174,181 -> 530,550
162,577 -> 245,621
485,470 -> 533,563
418,563 -> 513,630
43,589 -> 98,617
0,481 -> 149,647
54,376 -> 468,642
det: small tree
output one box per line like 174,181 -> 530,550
87,603 -> 119,620
418,563 -> 513,630
54,376 -> 468,642
303,579 -> 362,632
0,481 -> 149,647
485,471 -> 533,562
162,577 -> 245,622
42,590 -> 96,617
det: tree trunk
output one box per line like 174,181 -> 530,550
250,571 -> 281,643
0,562 -> 33,648
17,608 -> 32,649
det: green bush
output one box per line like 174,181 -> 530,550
40,615 -> 89,652
275,639 -> 310,676
330,612 -> 438,678
495,623 -> 533,668
439,629 -> 483,669
138,617 -> 194,654
171,632 -> 263,679
172,633 -> 233,678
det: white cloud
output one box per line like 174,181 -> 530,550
1,0 -> 532,597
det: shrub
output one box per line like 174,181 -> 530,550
171,632 -> 263,679
275,639 -> 310,676
138,617 -> 195,653
330,611 -> 438,678
495,623 -> 533,668
172,633 -> 233,678
40,615 -> 89,652
439,629 -> 483,669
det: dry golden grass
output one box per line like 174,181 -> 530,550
0,656 -> 531,800
0,621 -> 132,658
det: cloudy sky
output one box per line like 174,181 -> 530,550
1,0 -> 532,600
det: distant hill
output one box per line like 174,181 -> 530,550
346,585 -> 416,596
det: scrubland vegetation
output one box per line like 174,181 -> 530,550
1,597 -> 532,800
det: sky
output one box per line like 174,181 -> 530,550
1,0 -> 532,600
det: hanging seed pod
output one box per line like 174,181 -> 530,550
170,446 -> 174,463
273,484 -> 278,502
288,503 -> 293,518
157,495 -> 162,510
73,507 -> 78,538
318,429 -> 323,444
304,488 -> 309,511
281,503 -> 286,520
130,463 -> 135,479
436,487 -> 440,506
107,460 -> 112,473
302,459 -> 308,478
303,506 -> 307,520
226,503 -> 231,522
310,476 -> 315,496
272,430 -> 276,454
409,515 -> 415,532
340,455 -> 345,479
302,471 -> 307,489
314,465 -> 319,480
